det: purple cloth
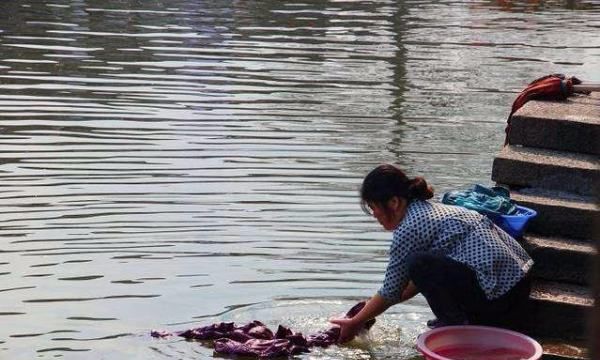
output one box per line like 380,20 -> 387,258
151,301 -> 375,358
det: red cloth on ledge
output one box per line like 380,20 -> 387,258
504,74 -> 584,145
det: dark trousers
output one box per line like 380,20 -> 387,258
406,252 -> 531,329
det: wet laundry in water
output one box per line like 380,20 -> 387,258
151,301 -> 375,358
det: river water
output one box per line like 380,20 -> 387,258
0,1 -> 598,359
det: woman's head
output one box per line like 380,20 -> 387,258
360,164 -> 434,219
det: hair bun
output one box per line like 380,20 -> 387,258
408,177 -> 434,200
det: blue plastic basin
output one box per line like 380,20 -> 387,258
488,205 -> 537,239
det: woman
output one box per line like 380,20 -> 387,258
330,164 -> 533,342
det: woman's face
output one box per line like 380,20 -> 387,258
368,197 -> 407,231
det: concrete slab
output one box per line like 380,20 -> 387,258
539,338 -> 588,360
508,188 -> 598,240
527,280 -> 593,339
530,280 -> 593,307
522,234 -> 596,285
509,93 -> 600,155
493,145 -> 599,196
494,88 -> 598,354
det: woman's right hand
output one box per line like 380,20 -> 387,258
329,317 -> 363,343
330,294 -> 391,343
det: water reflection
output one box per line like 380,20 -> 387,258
0,0 -> 598,358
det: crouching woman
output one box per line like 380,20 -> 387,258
330,164 -> 533,342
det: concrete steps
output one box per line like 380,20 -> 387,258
538,338 -> 588,360
491,92 -> 598,350
527,280 -> 593,339
521,235 -> 596,285
507,93 -> 600,155
492,145 -> 598,197
509,189 -> 598,240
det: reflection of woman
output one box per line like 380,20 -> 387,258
330,164 -> 533,342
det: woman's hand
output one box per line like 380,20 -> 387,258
328,317 -> 363,343
329,294 -> 392,344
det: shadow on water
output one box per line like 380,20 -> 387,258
0,0 -> 598,358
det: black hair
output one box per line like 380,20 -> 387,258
360,164 -> 434,215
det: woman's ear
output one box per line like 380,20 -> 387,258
388,196 -> 408,212
386,197 -> 397,210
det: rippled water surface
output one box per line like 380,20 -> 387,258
0,1 -> 598,359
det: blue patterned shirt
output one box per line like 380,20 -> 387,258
378,200 -> 533,302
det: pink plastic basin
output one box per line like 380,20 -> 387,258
416,325 -> 543,360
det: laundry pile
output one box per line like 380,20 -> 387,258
151,301 -> 374,358
442,184 -> 517,217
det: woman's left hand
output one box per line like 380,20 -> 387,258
329,317 -> 363,343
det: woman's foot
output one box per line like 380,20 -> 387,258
426,318 -> 468,329
426,318 -> 446,329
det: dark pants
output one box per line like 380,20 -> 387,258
406,252 -> 531,330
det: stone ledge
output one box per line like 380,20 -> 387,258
514,92 -> 600,124
492,145 -> 599,196
526,280 -> 593,339
530,280 -> 593,307
522,235 -> 596,285
539,338 -> 588,360
508,188 -> 598,240
508,93 -> 599,154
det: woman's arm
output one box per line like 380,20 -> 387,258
400,280 -> 419,302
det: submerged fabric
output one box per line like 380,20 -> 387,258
442,184 -> 517,217
378,200 -> 533,302
151,301 -> 375,358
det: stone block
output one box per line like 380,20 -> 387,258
508,93 -> 600,155
521,235 -> 596,285
509,189 -> 598,240
493,145 -> 599,196
526,280 -> 593,340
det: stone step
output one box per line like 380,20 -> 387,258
526,280 -> 593,339
492,145 -> 599,197
521,235 -> 596,285
538,338 -> 588,360
508,93 -> 600,155
509,189 -> 598,240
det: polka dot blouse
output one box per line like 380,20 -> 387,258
378,200 -> 533,303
